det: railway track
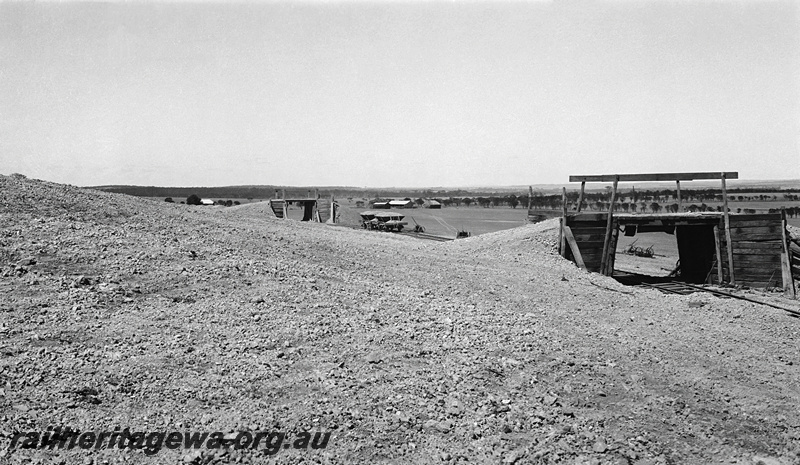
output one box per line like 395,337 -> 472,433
638,282 -> 714,296
638,281 -> 800,317
397,232 -> 453,242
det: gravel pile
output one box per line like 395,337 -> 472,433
1,174 -> 799,465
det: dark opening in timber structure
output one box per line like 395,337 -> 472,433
556,172 -> 796,296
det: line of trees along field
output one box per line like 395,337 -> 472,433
93,185 -> 800,202
371,192 -> 799,218
413,190 -> 800,218
371,197 -> 524,208
525,189 -> 800,217
95,185 -> 800,217
93,185 -> 529,200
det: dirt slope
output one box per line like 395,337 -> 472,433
1,174 -> 799,465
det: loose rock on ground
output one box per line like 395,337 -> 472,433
0,174 -> 798,464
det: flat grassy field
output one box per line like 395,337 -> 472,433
337,202 -> 528,238
146,196 -> 800,229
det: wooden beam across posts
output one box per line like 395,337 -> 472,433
713,225 -> 723,284
327,194 -> 336,224
676,180 -> 682,212
563,226 -> 586,270
569,172 -> 738,183
721,173 -> 734,284
780,209 -> 796,298
600,176 -> 619,276
577,181 -> 586,212
282,189 -> 287,219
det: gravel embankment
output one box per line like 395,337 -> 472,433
1,174 -> 798,465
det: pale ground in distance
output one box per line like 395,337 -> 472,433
340,201 -> 793,278
148,197 -> 800,228
2,175 -> 800,465
152,199 -> 797,276
338,202 -> 529,238
615,233 -> 681,278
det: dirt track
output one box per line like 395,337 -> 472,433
1,174 -> 799,465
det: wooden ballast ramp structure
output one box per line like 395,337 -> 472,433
269,189 -> 337,224
559,172 -> 796,297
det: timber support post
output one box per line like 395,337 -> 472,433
559,187 -> 567,257
600,176 -> 618,276
563,226 -> 586,270
780,208 -> 796,298
577,181 -> 586,213
676,180 -> 682,212
328,194 -> 336,224
713,225 -> 723,285
721,173 -> 734,285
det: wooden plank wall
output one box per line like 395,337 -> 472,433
565,214 -> 611,273
563,211 -> 786,288
791,240 -> 800,281
317,199 -> 331,223
710,214 -> 784,288
269,200 -> 286,219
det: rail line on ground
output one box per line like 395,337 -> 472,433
639,282 -> 800,317
397,232 -> 454,242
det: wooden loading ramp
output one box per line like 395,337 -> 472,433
268,189 -> 337,223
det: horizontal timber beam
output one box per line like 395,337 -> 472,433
569,172 -> 738,183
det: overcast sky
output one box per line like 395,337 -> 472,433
1,1 -> 798,188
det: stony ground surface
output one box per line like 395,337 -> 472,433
1,174 -> 799,465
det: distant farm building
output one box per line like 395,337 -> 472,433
200,199 -> 215,206
388,200 -> 414,208
372,201 -> 390,209
424,199 -> 442,209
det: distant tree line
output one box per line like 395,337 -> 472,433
371,196 -> 523,209
97,184 -> 800,211
526,189 -> 800,216
367,189 -> 800,215
179,194 -> 239,207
